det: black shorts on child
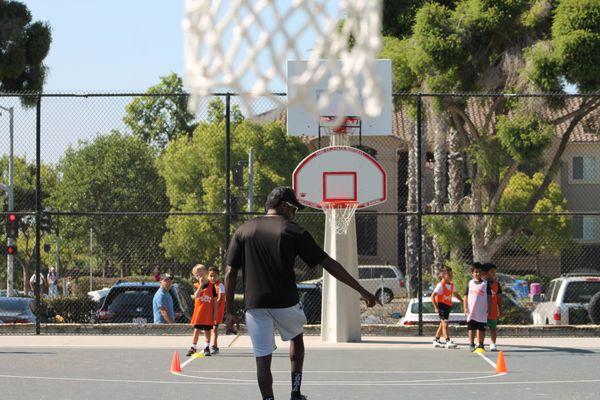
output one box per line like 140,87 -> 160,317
438,303 -> 452,320
467,320 -> 486,331
194,324 -> 213,331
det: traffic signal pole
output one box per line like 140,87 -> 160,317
0,105 -> 15,297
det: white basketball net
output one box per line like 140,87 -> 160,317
321,201 -> 359,235
182,0 -> 384,119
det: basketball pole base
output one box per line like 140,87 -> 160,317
321,213 -> 361,343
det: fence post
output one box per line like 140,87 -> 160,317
225,94 -> 232,253
35,95 -> 41,335
416,95 -> 423,336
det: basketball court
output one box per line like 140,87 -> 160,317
1,336 -> 599,400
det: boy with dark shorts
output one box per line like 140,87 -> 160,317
463,262 -> 492,352
187,264 -> 218,357
431,267 -> 463,349
482,263 -> 503,351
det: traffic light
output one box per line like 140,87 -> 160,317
41,212 -> 52,233
6,213 -> 19,239
1,243 -> 16,256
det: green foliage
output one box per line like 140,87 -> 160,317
496,172 -> 572,254
522,41 -> 562,92
43,296 -> 98,323
446,259 -> 471,295
123,73 -> 197,150
424,215 -> 471,254
379,37 -> 416,92
50,132 -> 169,269
496,113 -> 554,162
158,110 -> 310,264
0,1 -> 51,104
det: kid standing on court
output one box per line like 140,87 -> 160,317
431,267 -> 463,349
208,266 -> 226,354
187,264 -> 218,357
482,263 -> 503,351
463,262 -> 492,352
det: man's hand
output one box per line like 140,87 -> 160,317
360,290 -> 382,307
225,312 -> 238,334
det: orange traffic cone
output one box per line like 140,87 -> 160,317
495,351 -> 508,373
170,351 -> 182,373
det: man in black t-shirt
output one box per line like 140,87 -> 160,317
225,186 -> 380,400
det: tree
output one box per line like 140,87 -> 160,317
123,73 -> 197,150
50,132 -> 169,274
0,1 -> 51,105
383,0 -> 600,262
0,155 -> 58,291
159,109 -> 309,264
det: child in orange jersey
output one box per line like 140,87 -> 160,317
431,266 -> 463,349
482,263 -> 503,351
208,266 -> 226,354
187,264 -> 218,357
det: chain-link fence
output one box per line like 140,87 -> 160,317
1,92 -> 599,335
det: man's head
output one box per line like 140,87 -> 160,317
159,273 -> 174,290
265,186 -> 305,220
208,266 -> 220,284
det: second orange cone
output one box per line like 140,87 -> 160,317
495,351 -> 508,373
170,351 -> 182,373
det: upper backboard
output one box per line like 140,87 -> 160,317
293,146 -> 387,209
287,59 -> 393,136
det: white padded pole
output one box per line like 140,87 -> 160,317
321,211 -> 361,342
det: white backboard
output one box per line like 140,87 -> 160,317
287,59 -> 393,136
293,146 -> 387,209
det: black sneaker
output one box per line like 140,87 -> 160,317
211,346 -> 219,355
290,394 -> 307,400
203,347 -> 211,357
186,347 -> 196,357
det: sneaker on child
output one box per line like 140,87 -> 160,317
490,343 -> 498,351
445,339 -> 457,349
433,339 -> 444,348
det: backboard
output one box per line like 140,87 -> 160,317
293,146 -> 387,209
287,59 -> 393,136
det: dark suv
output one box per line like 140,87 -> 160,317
97,282 -> 190,323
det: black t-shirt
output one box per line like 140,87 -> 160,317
226,215 -> 328,309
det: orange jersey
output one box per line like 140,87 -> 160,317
214,280 -> 226,324
191,282 -> 216,326
488,280 -> 501,320
433,280 -> 455,306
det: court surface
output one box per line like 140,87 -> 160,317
0,335 -> 599,400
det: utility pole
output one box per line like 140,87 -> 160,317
0,105 -> 15,297
247,148 -> 254,212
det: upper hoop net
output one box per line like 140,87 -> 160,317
182,0 -> 384,118
320,116 -> 361,146
321,200 -> 359,235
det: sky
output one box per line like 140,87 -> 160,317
25,0 -> 187,92
0,1 -> 339,164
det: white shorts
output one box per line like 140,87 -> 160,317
245,303 -> 307,357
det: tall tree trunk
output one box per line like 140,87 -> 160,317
431,116 -> 447,271
446,127 -> 464,262
405,120 -> 420,297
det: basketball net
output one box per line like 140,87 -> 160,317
182,0 -> 384,119
321,201 -> 358,235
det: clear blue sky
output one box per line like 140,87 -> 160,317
26,0 -> 187,92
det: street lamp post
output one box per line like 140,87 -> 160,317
0,105 -> 15,297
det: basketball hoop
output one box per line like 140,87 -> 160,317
320,201 -> 359,235
320,116 -> 361,146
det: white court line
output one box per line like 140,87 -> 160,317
3,373 -> 600,387
475,351 -> 497,370
184,370 -> 486,374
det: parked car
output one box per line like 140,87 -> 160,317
496,273 -> 530,299
97,282 -> 190,324
302,265 -> 406,304
398,297 -> 467,326
297,282 -> 322,324
0,297 -> 37,323
532,274 -> 600,325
